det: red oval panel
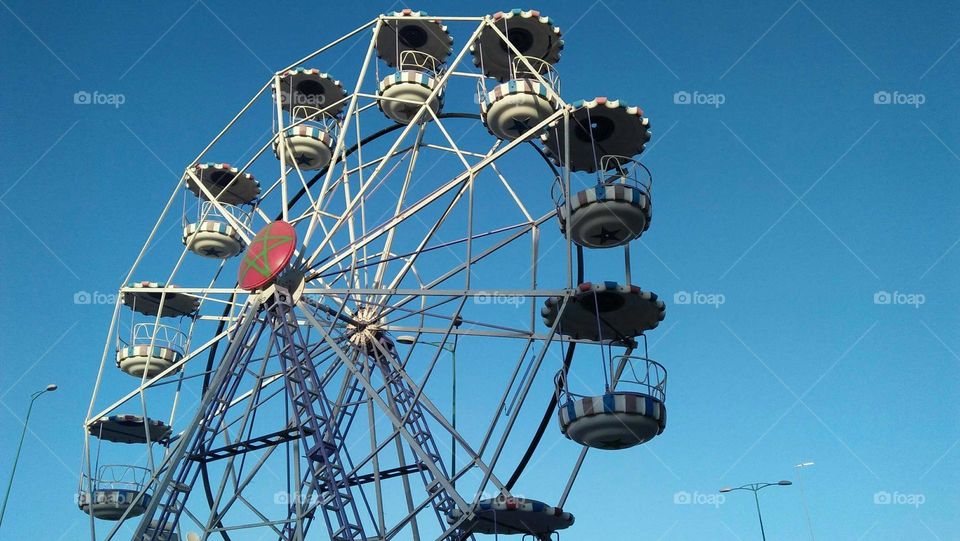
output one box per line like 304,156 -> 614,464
238,221 -> 297,291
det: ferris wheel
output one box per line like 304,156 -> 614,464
78,9 -> 668,541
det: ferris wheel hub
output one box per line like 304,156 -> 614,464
346,306 -> 387,351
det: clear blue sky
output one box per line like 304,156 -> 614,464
1,1 -> 959,539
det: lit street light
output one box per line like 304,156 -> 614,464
720,480 -> 792,540
0,384 -> 58,529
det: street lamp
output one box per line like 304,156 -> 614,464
719,480 -> 792,541
794,461 -> 816,540
0,384 -> 57,529
395,335 -> 458,484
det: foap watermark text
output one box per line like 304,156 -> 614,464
674,90 -> 726,108
873,90 -> 925,108
674,290 -> 726,308
74,291 -> 118,305
74,90 -> 126,108
874,491 -> 925,508
874,290 -> 925,308
474,291 -> 524,308
674,490 -> 725,508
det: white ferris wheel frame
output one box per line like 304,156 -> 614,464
80,12 -> 644,541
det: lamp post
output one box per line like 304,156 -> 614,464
396,335 -> 458,484
0,384 -> 57,529
719,480 -> 792,541
794,462 -> 816,540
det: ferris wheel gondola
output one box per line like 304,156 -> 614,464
375,10 -> 452,125
553,155 -> 653,248
116,282 -> 196,378
556,354 -> 667,450
181,162 -> 258,258
448,496 -> 574,537
183,162 -> 260,206
541,97 -> 651,173
78,465 -> 153,521
376,9 -> 454,68
181,205 -> 247,259
473,10 -> 563,142
87,414 -> 172,445
479,56 -> 560,141
542,281 -> 665,342
273,124 -> 337,171
272,68 -> 344,176
377,61 -> 445,124
470,9 -> 563,82
274,68 -> 347,119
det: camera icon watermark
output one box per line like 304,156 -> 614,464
873,491 -> 925,508
74,90 -> 126,108
673,490 -> 725,508
673,90 -> 726,108
873,90 -> 925,108
74,291 -> 118,305
673,290 -> 725,308
474,291 -> 524,308
873,290 -> 925,308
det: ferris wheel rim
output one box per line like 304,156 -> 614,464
80,10 -> 669,539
